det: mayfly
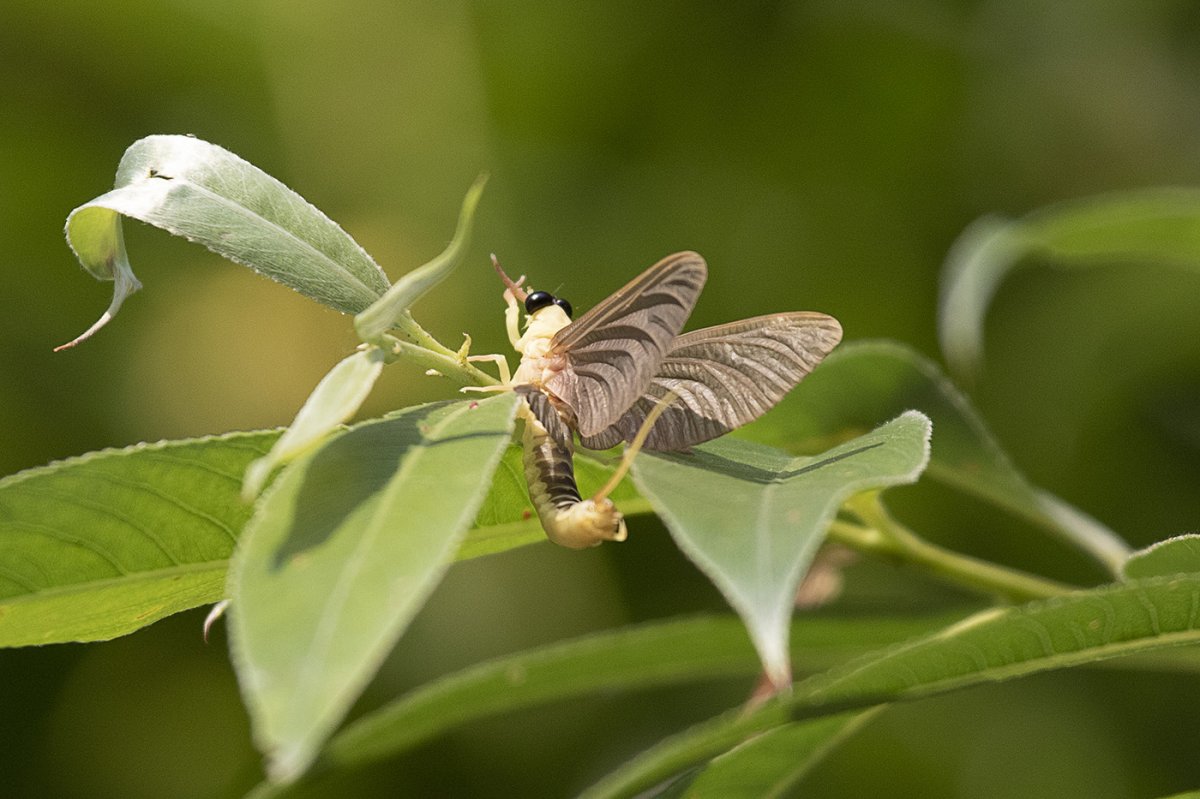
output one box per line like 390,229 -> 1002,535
467,251 -> 842,549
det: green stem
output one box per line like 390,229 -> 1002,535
388,311 -> 459,357
829,494 -> 1075,603
382,335 -> 500,388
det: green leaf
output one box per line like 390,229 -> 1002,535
61,134 -> 389,349
242,346 -> 387,499
246,612 -> 961,798
354,175 -> 487,343
0,431 -> 276,646
939,188 -> 1200,377
1123,534 -> 1200,580
228,394 -> 519,783
588,573 -> 1200,797
632,411 -> 932,688
746,340 -> 1130,574
652,710 -> 878,799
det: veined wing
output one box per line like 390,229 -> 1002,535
578,312 -> 842,451
545,252 -> 707,438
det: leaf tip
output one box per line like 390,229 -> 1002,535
203,599 -> 231,643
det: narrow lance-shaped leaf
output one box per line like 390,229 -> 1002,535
242,346 -> 387,499
939,188 -> 1200,377
586,572 -> 1200,798
0,431 -> 277,646
632,411 -> 932,688
1123,534 -> 1200,580
245,612 -> 963,798
228,394 -> 519,784
61,134 -> 389,348
651,710 -> 879,799
354,174 -> 487,343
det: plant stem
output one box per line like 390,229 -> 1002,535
827,500 -> 1075,603
382,336 -> 499,388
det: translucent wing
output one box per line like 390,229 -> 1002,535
578,312 -> 843,451
544,252 -> 707,438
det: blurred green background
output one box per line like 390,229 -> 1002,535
4,1 -> 1200,797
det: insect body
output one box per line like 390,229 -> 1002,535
476,252 -> 842,549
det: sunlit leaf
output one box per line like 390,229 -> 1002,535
632,411 -> 932,688
228,394 -> 519,783
245,612 -> 962,798
1123,534 -> 1200,580
744,340 -> 1130,575
61,134 -> 389,348
588,573 -> 1200,797
939,188 -> 1200,377
242,346 -> 387,499
0,431 -> 275,646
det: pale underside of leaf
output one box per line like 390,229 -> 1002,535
61,134 -> 389,348
228,395 -> 519,784
632,411 -> 933,688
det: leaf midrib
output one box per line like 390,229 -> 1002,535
0,560 -> 227,604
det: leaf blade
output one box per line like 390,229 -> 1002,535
354,175 -> 487,342
1123,534 -> 1200,580
62,135 -> 389,347
245,611 -> 961,798
0,431 -> 276,646
228,394 -> 519,783
632,411 -> 932,687
587,574 -> 1200,797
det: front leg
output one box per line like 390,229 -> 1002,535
504,287 -> 522,349
465,353 -> 512,385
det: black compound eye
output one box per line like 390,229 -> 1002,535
524,290 -> 554,314
553,297 -> 573,318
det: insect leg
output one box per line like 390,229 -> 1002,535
592,391 -> 678,503
465,353 -> 512,384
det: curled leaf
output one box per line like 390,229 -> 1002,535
61,134 -> 389,348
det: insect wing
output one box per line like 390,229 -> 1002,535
545,252 -> 707,438
579,312 -> 843,451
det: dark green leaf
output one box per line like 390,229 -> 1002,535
652,710 -> 877,799
588,573 -> 1200,797
0,431 -> 276,646
247,612 -> 961,798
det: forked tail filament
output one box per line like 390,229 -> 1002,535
593,391 -> 679,503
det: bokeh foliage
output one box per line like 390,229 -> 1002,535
4,2 -> 1200,797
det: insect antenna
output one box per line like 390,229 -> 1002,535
490,253 -> 528,302
592,391 -> 679,503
